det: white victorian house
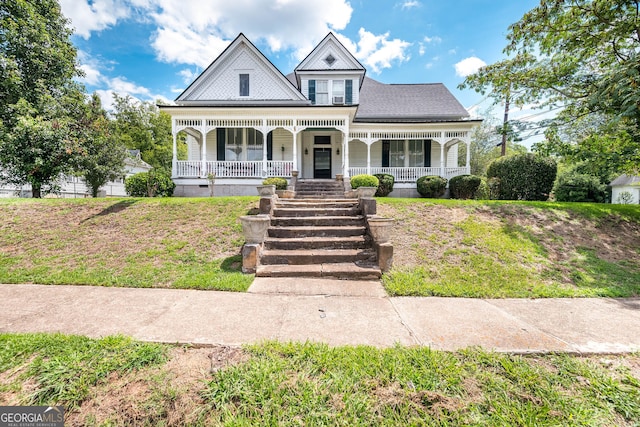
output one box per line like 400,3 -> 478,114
161,33 -> 480,197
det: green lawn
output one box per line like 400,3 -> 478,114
1,333 -> 638,426
378,199 -> 640,298
1,197 -> 638,298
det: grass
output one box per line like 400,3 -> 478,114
2,334 -> 639,425
0,197 -> 257,292
1,196 -> 639,297
0,333 -> 166,408
379,198 -> 640,298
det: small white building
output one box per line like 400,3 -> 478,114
161,33 -> 481,197
610,174 -> 640,204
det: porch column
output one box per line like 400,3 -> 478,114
366,142 -> 371,176
201,130 -> 207,178
171,131 -> 177,178
262,124 -> 268,177
343,131 -> 350,178
292,130 -> 298,172
440,142 -> 445,178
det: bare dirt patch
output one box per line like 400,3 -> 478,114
66,345 -> 248,426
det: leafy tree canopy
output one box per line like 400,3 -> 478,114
0,0 -> 84,197
461,0 -> 640,175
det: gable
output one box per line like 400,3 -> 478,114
177,34 -> 307,105
295,33 -> 364,72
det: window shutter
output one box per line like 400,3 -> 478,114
267,131 -> 273,161
216,128 -> 226,161
382,140 -> 390,168
308,79 -> 316,104
424,140 -> 432,167
345,79 -> 353,105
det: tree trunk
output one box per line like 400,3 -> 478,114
32,183 -> 42,198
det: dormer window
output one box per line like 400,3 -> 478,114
239,74 -> 249,97
324,54 -> 336,67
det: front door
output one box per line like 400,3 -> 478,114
314,148 -> 332,179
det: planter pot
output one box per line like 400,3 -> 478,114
367,216 -> 395,244
257,185 -> 276,197
239,215 -> 271,244
357,186 -> 377,199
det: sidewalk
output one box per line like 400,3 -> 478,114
1,280 -> 639,353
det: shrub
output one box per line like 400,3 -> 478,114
474,178 -> 491,200
416,175 -> 447,198
125,170 -> 175,197
449,174 -> 482,199
486,153 -> 557,201
350,174 -> 379,189
262,177 -> 288,190
374,173 -> 395,197
553,170 -> 606,203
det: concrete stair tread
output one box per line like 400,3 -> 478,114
256,262 -> 381,279
261,248 -> 375,257
266,236 -> 367,243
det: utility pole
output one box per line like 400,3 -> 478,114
500,87 -> 510,157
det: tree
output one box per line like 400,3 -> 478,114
112,95 -> 185,171
0,0 -> 83,197
76,94 -> 127,197
461,0 -> 640,175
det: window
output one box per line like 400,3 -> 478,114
246,129 -> 263,161
332,80 -> 344,104
389,140 -> 405,167
224,128 -> 263,161
316,80 -> 329,105
239,74 -> 249,97
408,140 -> 424,167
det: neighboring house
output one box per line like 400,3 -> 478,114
0,150 -> 152,198
610,174 -> 640,204
161,33 -> 480,197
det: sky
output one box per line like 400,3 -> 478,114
61,0 -> 542,141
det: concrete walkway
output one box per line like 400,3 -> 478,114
1,280 -> 639,353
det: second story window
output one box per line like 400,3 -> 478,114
239,74 -> 249,97
316,80 -> 328,104
332,80 -> 344,104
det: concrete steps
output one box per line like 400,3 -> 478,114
294,179 -> 346,199
257,197 -> 381,280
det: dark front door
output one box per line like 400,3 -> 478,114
314,148 -> 332,179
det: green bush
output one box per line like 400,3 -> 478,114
449,174 -> 482,199
474,178 -> 491,200
416,175 -> 447,198
125,170 -> 175,197
486,154 -> 557,201
262,177 -> 288,190
374,173 -> 395,197
553,170 -> 606,203
350,174 -> 379,189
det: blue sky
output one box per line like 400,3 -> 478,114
62,0 -> 540,120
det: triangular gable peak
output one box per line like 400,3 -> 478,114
294,33 -> 365,86
177,33 -> 308,105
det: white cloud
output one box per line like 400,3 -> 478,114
146,0 -> 353,66
79,63 -> 103,86
60,0 -> 130,38
423,36 -> 442,44
419,44 -> 425,56
178,68 -> 198,84
337,28 -> 411,74
454,56 -> 486,77
400,1 -> 421,9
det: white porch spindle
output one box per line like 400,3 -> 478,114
201,130 -> 207,178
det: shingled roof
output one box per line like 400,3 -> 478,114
610,174 -> 640,186
354,77 -> 470,123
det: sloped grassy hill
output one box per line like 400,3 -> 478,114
0,197 -> 638,297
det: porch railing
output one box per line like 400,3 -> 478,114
348,167 -> 470,183
174,161 -> 294,178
